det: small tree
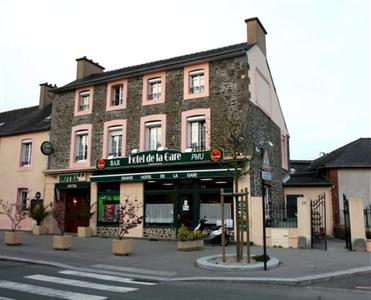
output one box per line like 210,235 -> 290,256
80,202 -> 96,224
0,198 -> 28,232
52,201 -> 65,236
30,203 -> 51,226
117,197 -> 143,240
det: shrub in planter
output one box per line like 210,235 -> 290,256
177,224 -> 204,251
52,201 -> 72,250
112,197 -> 143,256
77,202 -> 96,238
30,203 -> 50,235
0,197 -> 28,246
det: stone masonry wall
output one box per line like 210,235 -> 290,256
49,56 -> 248,169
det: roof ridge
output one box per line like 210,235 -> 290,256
104,41 -> 247,76
0,105 -> 38,115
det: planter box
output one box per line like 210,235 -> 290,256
77,226 -> 92,238
112,239 -> 133,256
53,235 -> 72,250
32,225 -> 47,235
177,240 -> 204,251
4,231 -> 22,246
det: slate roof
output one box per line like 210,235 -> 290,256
309,138 -> 371,169
0,104 -> 52,137
289,160 -> 312,173
54,42 -> 251,93
283,172 -> 332,187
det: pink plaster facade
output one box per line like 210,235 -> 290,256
106,79 -> 127,111
139,114 -> 167,151
0,131 -> 49,231
181,108 -> 211,151
102,119 -> 127,158
69,124 -> 93,169
74,86 -> 94,116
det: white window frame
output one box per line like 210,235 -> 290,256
145,121 -> 162,151
189,69 -> 205,94
79,91 -> 90,111
75,130 -> 88,161
18,188 -> 28,211
111,84 -> 123,106
147,77 -> 162,100
187,115 -> 206,151
21,139 -> 32,166
108,126 -> 123,158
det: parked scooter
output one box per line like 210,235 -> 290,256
194,217 -> 230,246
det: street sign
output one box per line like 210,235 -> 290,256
261,171 -> 272,181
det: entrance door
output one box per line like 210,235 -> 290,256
286,194 -> 302,219
63,189 -> 90,233
178,193 -> 193,228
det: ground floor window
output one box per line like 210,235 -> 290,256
200,192 -> 233,227
145,194 -> 174,224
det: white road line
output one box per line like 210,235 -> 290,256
25,274 -> 138,293
356,286 -> 371,290
91,264 -> 176,276
59,270 -> 156,285
0,280 -> 106,300
0,296 -> 16,300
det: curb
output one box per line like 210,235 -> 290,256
169,266 -> 371,286
196,254 -> 280,271
1,255 -> 370,286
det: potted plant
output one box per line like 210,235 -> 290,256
112,197 -> 143,256
176,224 -> 204,251
0,198 -> 28,246
52,200 -> 72,250
77,202 -> 96,238
29,203 -> 50,235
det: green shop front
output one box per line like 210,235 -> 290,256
91,149 -> 235,239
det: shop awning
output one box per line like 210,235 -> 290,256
90,168 -> 236,183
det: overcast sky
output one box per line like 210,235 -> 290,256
0,0 -> 369,160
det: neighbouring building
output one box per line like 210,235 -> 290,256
45,17 -> 289,239
285,138 -> 371,237
0,84 -> 55,230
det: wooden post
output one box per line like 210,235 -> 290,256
245,188 -> 250,263
221,188 -> 226,263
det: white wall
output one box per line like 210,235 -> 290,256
247,45 -> 289,137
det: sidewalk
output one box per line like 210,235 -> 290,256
0,231 -> 370,285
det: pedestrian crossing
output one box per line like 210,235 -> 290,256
0,268 -> 158,299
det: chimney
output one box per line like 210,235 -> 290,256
245,17 -> 268,56
76,56 -> 105,80
39,83 -> 56,109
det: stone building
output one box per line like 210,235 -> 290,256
45,17 -> 289,239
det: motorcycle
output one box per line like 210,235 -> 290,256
194,217 -> 230,246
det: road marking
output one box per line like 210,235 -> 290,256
0,280 -> 106,300
25,274 -> 138,293
91,264 -> 176,276
0,296 -> 16,300
355,286 -> 371,290
59,270 -> 156,285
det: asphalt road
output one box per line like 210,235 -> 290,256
0,261 -> 369,300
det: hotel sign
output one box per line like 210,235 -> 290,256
96,149 -> 223,170
59,173 -> 86,183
